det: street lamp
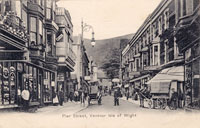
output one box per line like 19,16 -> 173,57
81,20 -> 96,47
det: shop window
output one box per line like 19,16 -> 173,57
0,62 -> 17,105
30,17 -> 37,45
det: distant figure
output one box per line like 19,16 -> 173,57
80,91 -> 85,106
126,91 -> 129,100
58,91 -> 64,106
114,89 -> 120,106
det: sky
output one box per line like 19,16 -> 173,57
57,0 -> 161,40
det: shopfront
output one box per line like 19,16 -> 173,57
0,61 -> 55,108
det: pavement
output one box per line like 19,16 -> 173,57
36,100 -> 89,115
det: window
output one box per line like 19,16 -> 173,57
30,17 -> 37,44
46,0 -> 52,19
154,45 -> 158,65
47,31 -> 52,55
46,8 -> 51,19
38,19 -> 43,44
22,9 -> 27,28
182,0 -> 187,16
38,0 -> 43,6
16,1 -> 21,18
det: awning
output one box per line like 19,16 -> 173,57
129,74 -> 150,83
146,66 -> 184,85
150,80 -> 171,93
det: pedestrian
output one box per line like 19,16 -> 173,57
139,86 -> 147,107
21,87 -> 30,111
126,90 -> 129,100
114,88 -> 120,106
58,90 -> 64,106
17,88 -> 22,106
80,91 -> 85,106
97,90 -> 102,105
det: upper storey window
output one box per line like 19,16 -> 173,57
30,17 -> 37,44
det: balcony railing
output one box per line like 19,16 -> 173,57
0,12 -> 28,41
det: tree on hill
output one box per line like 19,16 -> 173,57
100,47 -> 120,80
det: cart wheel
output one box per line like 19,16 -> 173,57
161,99 -> 167,109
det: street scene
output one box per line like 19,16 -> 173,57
0,0 -> 200,127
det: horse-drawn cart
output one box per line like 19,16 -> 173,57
88,81 -> 102,105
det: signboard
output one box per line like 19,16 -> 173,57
56,33 -> 63,42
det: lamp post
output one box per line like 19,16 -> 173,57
81,20 -> 96,47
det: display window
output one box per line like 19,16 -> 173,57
43,71 -> 52,103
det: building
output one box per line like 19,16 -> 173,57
174,0 -> 200,108
56,7 -> 76,102
72,35 -> 90,92
121,0 -> 184,101
119,39 -> 129,84
0,0 -> 76,108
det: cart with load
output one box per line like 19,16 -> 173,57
147,80 -> 183,110
88,81 -> 102,105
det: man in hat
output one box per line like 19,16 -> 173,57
114,88 -> 120,106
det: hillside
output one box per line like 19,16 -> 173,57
73,33 -> 134,67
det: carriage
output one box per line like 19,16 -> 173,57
88,81 -> 102,105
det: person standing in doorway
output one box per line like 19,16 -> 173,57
58,90 -> 64,106
21,86 -> 30,111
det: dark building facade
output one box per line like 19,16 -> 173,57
175,0 -> 200,108
0,0 -> 75,108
